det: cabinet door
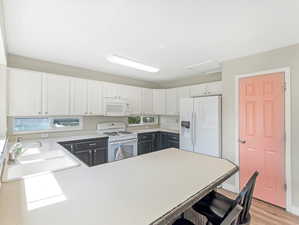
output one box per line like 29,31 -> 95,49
152,133 -> 159,151
70,78 -> 88,115
177,87 -> 190,114
168,140 -> 179,149
8,69 -> 42,116
93,148 -> 107,166
138,141 -> 153,155
166,88 -> 178,115
141,88 -> 153,115
190,84 -> 206,97
159,133 -> 168,150
87,80 -> 103,115
205,81 -> 223,95
75,150 -> 93,166
125,86 -> 142,115
43,73 -> 70,115
103,82 -> 118,98
117,84 -> 128,100
153,89 -> 166,115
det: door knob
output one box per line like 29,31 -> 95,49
238,139 -> 246,144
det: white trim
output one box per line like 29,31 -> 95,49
289,205 -> 299,216
234,67 -> 292,212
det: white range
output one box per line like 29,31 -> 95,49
97,122 -> 138,162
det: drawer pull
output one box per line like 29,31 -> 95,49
89,143 -> 97,146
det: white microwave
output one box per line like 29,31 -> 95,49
104,97 -> 128,116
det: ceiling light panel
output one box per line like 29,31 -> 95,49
107,55 -> 160,73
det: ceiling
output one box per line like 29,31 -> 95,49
3,0 -> 299,81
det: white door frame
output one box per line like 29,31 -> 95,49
234,67 -> 292,213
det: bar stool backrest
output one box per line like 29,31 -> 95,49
235,171 -> 259,224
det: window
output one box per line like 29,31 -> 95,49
128,116 -> 158,126
13,117 -> 83,133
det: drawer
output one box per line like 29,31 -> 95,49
167,133 -> 179,141
138,133 -> 155,142
74,139 -> 107,151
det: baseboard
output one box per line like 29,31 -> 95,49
289,205 -> 299,216
222,182 -> 237,193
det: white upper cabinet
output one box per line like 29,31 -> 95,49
166,88 -> 178,115
103,82 -> 118,98
177,86 -> 190,113
103,82 -> 126,99
8,68 -> 43,116
190,81 -> 222,97
123,85 -> 141,115
190,84 -> 206,97
205,81 -> 222,95
43,73 -> 70,116
87,80 -> 103,115
153,89 -> 166,115
70,78 -> 88,115
141,88 -> 153,115
7,67 -> 222,118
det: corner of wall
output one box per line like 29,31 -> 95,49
0,66 -> 7,136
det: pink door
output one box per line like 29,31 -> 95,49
239,72 -> 285,208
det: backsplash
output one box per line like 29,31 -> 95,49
159,116 -> 179,130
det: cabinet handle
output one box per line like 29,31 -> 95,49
38,112 -> 41,114
45,112 -> 48,114
89,143 -> 97,146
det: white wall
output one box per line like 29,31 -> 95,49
0,0 -> 7,65
222,43 -> 299,209
0,66 -> 7,136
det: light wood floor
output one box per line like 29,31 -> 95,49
218,189 -> 299,225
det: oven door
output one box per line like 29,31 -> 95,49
108,139 -> 137,162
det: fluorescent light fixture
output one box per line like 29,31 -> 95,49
107,55 -> 159,73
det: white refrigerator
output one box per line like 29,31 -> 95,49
180,96 -> 222,157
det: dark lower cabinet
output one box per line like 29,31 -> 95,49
138,141 -> 153,155
93,148 -> 107,166
167,139 -> 180,148
138,131 -> 179,155
59,137 -> 108,167
75,150 -> 93,166
159,132 -> 168,150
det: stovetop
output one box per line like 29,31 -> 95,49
97,122 -> 137,142
103,131 -> 133,136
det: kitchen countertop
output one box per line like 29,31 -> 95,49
0,136 -> 7,156
131,128 -> 179,134
3,133 -> 109,182
3,128 -> 179,182
0,148 -> 237,225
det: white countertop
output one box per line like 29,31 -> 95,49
0,148 -> 237,225
131,128 -> 179,134
0,136 -> 6,156
3,133 -> 109,182
3,129 -> 178,182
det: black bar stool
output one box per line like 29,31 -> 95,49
172,204 -> 243,225
192,171 -> 258,225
